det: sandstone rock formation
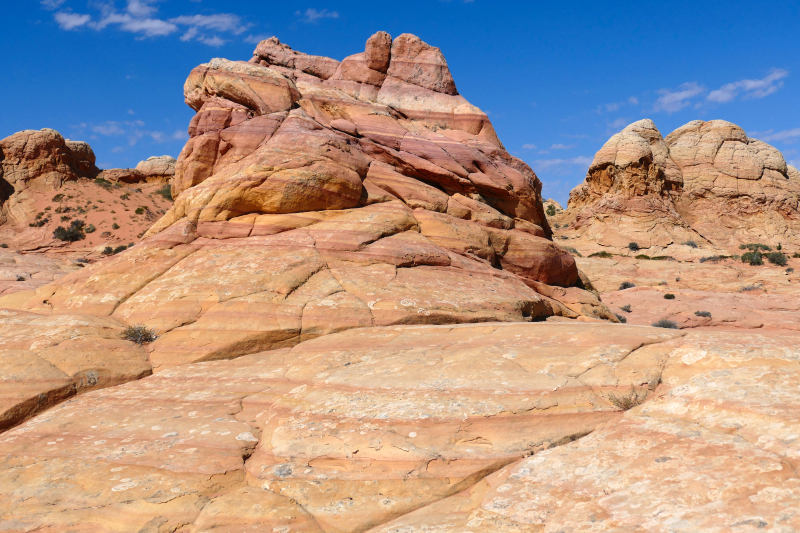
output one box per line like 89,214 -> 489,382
0,129 -> 99,226
559,119 -> 800,253
99,155 -> 176,184
0,31 -> 612,373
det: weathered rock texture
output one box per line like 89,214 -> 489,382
99,155 -> 176,185
560,119 -> 800,253
0,129 -> 99,226
0,31 -> 612,376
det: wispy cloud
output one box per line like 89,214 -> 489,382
550,143 -> 575,150
707,69 -> 789,103
244,34 -> 270,44
54,12 -> 91,30
607,117 -> 630,130
40,0 -> 65,10
49,0 -> 246,45
297,8 -> 339,23
522,143 -> 538,150
756,128 -> 800,143
72,119 -> 186,148
653,82 -> 705,114
533,156 -> 593,170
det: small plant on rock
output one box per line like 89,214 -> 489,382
741,251 -> 763,265
112,223 -> 120,230
156,184 -> 172,201
664,293 -> 676,299
682,240 -> 698,248
794,252 -> 800,259
635,254 -> 651,260
589,251 -> 613,258
652,319 -> 679,329
546,204 -> 556,216
615,314 -> 627,323
121,325 -> 157,344
607,386 -> 646,411
621,304 -> 632,313
628,242 -> 640,251
695,311 -> 711,318
564,247 -> 583,257
766,252 -> 788,266
619,281 -> 635,290
53,219 -> 86,242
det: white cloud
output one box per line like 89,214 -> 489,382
172,130 -> 189,141
604,102 -> 619,112
112,146 -> 125,153
169,14 -> 245,33
181,27 -> 198,41
297,8 -> 339,23
628,96 -> 639,106
653,82 -> 705,114
550,143 -> 575,150
92,13 -> 178,37
533,156 -> 593,170
126,0 -> 159,18
707,69 -> 789,103
198,35 -> 225,47
54,12 -> 91,30
757,128 -> 800,143
244,34 -> 270,44
522,143 -> 537,150
40,0 -> 65,10
608,117 -> 630,130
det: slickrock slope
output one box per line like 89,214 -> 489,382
0,322 -> 682,532
558,119 -> 800,254
0,128 -> 174,252
0,32 -> 614,378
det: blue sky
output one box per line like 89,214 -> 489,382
3,1 -> 799,205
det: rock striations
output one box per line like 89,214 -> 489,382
560,119 -> 800,252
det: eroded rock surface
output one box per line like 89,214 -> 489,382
558,119 -> 800,254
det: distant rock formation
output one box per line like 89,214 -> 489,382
99,155 -> 176,184
560,119 -> 800,252
0,129 -> 99,225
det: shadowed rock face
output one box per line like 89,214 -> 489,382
561,119 -> 800,253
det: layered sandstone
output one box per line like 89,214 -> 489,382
559,119 -> 800,253
99,155 -> 176,184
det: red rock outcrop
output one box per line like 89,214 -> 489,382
99,155 -> 176,184
559,119 -> 800,253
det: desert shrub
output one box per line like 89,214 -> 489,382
652,256 -> 675,261
112,223 -> 120,230
60,215 -> 71,222
120,193 -> 130,200
794,253 -> 800,259
0,244 -> 7,248
682,240 -> 698,248
121,324 -> 157,344
788,268 -> 795,273
658,281 -> 668,286
615,314 -> 627,323
621,304 -> 632,313
695,311 -> 712,318
94,177 -> 113,189
546,204 -> 556,216
134,207 -> 145,215
740,243 -> 771,252
699,255 -> 730,263
85,224 -> 96,233
740,284 -> 762,292
560,235 -> 568,240
589,251 -> 613,258
619,281 -> 635,290
652,319 -> 679,329
628,242 -> 640,251
113,245 -> 127,254
156,184 -> 173,201
53,220 -> 86,242
766,252 -> 788,266
16,275 -> 25,282
664,293 -> 676,299
635,254 -> 651,260
102,246 -> 114,255
564,247 -> 583,257
607,387 -> 645,410
777,243 -> 782,250
29,216 -> 49,227
741,251 -> 763,265
52,193 -> 65,202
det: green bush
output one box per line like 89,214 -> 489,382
664,293 -> 676,299
651,256 -> 675,261
52,193 -> 65,202
766,252 -> 788,266
156,184 -> 173,201
635,254 -> 651,260
619,281 -> 635,290
546,204 -> 556,216
607,387 -> 645,410
589,251 -> 613,258
53,220 -> 86,242
0,244 -> 7,249
94,177 -> 113,189
621,304 -> 632,313
794,253 -> 800,259
740,243 -> 771,252
112,223 -> 120,230
699,255 -> 730,263
113,245 -> 127,254
695,311 -> 711,318
85,224 -> 96,234
628,242 -> 640,251
563,247 -> 582,257
615,314 -> 627,323
741,251 -> 763,265
652,319 -> 679,329
134,207 -> 145,215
